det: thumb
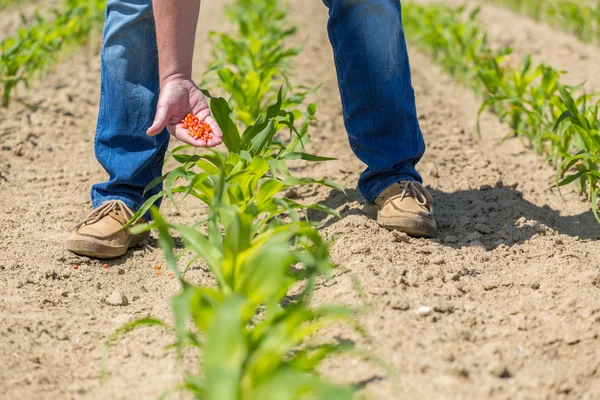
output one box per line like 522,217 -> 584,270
147,103 -> 170,136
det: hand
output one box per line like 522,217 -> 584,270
147,78 -> 223,147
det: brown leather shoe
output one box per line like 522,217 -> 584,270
366,181 -> 437,238
66,200 -> 149,259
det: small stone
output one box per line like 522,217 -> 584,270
495,180 -> 504,188
483,283 -> 498,291
479,184 -> 492,191
530,282 -> 540,290
465,232 -> 482,242
105,291 -> 129,306
415,306 -> 432,317
392,231 -> 411,243
117,269 -> 125,275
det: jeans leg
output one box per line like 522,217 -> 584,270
323,0 -> 425,202
91,0 -> 169,215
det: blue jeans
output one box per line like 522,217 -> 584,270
91,0 -> 169,214
92,0 -> 424,212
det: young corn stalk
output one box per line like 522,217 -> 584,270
0,0 -> 105,106
483,0 -> 600,43
106,1 -> 366,398
402,3 -> 600,221
202,0 -> 312,127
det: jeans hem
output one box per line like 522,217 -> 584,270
92,196 -> 140,214
361,175 -> 416,203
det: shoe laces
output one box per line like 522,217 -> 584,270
74,200 -> 135,230
392,181 -> 432,211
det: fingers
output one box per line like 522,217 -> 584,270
147,103 -> 170,136
205,115 -> 223,140
146,78 -> 223,147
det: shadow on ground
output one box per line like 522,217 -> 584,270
312,184 -> 599,250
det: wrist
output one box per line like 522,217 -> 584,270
159,73 -> 193,89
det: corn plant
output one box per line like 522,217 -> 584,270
202,0 -> 309,127
553,86 -> 600,219
403,3 -> 600,220
124,202 -> 357,400
114,95 -> 358,399
0,0 -> 105,106
106,0 -> 365,398
483,0 -> 600,44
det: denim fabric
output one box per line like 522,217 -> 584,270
91,0 -> 169,215
92,0 -> 424,212
323,0 -> 425,202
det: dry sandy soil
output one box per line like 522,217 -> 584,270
1,1 -> 599,399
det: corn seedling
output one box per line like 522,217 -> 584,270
0,0 -> 105,106
403,3 -> 600,220
483,0 -> 600,44
106,0 -> 365,398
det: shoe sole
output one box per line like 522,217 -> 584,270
364,204 -> 437,238
66,233 -> 149,259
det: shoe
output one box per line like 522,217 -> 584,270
366,180 -> 437,238
66,200 -> 149,259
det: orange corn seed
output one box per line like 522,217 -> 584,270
181,113 -> 213,141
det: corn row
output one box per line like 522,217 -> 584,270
403,4 -> 600,220
482,0 -> 600,44
0,0 -> 105,106
108,1 -> 361,399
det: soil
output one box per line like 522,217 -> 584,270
1,1 -> 599,399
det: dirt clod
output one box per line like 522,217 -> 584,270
104,291 -> 129,307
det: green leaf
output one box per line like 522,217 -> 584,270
552,110 -> 574,132
204,295 -> 249,400
282,152 -> 336,162
122,191 -> 166,229
558,83 -> 579,116
210,97 -> 241,153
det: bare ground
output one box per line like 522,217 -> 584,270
1,1 -> 599,399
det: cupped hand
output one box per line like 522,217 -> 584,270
147,78 -> 223,147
